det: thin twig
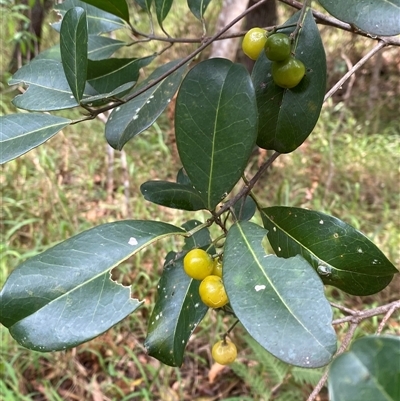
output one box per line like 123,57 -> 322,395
330,302 -> 356,315
279,0 -> 400,46
307,322 -> 358,401
82,0 -> 272,119
214,151 -> 281,218
332,300 -> 400,325
376,303 -> 400,335
324,41 -> 387,102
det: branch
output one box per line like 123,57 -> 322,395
307,299 -> 400,401
324,40 -> 387,102
85,0 -> 272,118
332,299 -> 400,325
279,0 -> 400,46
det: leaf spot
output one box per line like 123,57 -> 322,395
333,233 -> 339,238
357,248 -> 363,253
255,285 -> 266,292
278,247 -> 281,252
146,100 -> 151,104
116,107 -> 120,112
70,95 -> 74,98
317,265 -> 331,276
133,115 -> 139,120
128,237 -> 138,245
319,220 -> 324,224
273,227 -> 277,232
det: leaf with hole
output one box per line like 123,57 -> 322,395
0,114 -> 71,164
144,251 -> 208,366
9,59 -> 97,111
328,336 -> 400,401
252,10 -> 326,153
53,0 -> 125,34
223,221 -> 337,368
60,7 -> 88,102
261,206 -> 398,295
319,0 -> 400,36
106,60 -> 187,150
175,58 -> 258,210
0,221 -> 184,351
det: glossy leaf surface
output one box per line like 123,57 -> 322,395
80,0 -> 130,23
106,60 -> 187,150
187,0 -> 212,20
261,207 -> 398,295
175,58 -> 258,210
9,59 -> 96,111
319,0 -> 400,36
87,56 -> 154,94
0,221 -> 184,351
0,114 -> 71,164
232,196 -> 257,221
224,221 -> 337,368
53,0 -> 125,34
252,10 -> 326,153
141,181 -> 205,211
60,7 -> 88,102
144,252 -> 208,366
328,336 -> 400,401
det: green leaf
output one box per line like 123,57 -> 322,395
80,0 -> 130,23
182,219 -> 213,251
88,35 -> 126,60
155,0 -> 173,28
175,58 -> 258,210
87,55 -> 154,94
224,221 -> 337,368
319,0 -> 400,36
106,60 -> 187,150
176,167 -> 191,185
144,251 -> 208,366
261,207 -> 398,295
252,10 -> 326,153
60,7 -> 88,102
0,221 -> 184,351
53,0 -> 125,34
232,196 -> 257,221
187,0 -> 212,20
0,114 -> 71,164
80,81 -> 136,105
135,0 -> 152,12
9,59 -> 97,111
141,181 -> 206,211
328,336 -> 400,401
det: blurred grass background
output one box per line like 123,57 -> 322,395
1,0 -> 399,400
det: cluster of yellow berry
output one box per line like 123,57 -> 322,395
242,27 -> 306,89
183,249 -> 237,364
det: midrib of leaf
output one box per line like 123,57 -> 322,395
236,222 -> 326,348
207,82 -> 224,209
1,122 -> 69,142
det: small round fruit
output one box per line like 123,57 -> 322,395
264,33 -> 291,61
199,275 -> 228,308
242,27 -> 268,60
271,56 -> 306,89
183,249 -> 214,280
212,339 -> 237,365
212,258 -> 223,278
